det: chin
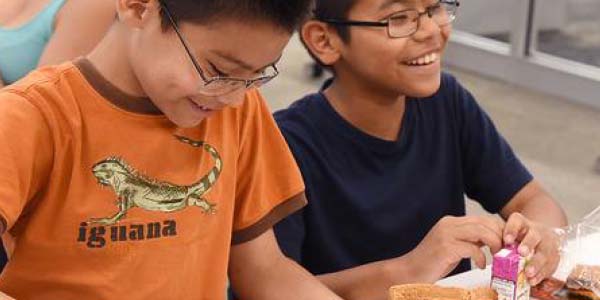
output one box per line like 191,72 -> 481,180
404,80 -> 442,98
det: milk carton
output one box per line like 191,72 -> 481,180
491,245 -> 531,300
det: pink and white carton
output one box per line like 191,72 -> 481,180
491,244 -> 531,300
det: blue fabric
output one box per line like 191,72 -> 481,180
273,73 -> 534,276
0,0 -> 67,84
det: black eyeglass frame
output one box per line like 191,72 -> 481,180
318,0 -> 460,39
159,1 -> 280,96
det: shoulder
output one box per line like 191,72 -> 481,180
2,62 -> 85,117
55,0 -> 115,24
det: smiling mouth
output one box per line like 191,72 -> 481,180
403,52 -> 439,66
188,99 -> 214,112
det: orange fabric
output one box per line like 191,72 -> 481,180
0,63 -> 304,299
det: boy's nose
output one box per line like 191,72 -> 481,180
412,14 -> 442,41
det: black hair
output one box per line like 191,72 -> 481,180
313,0 -> 357,42
159,0 -> 313,33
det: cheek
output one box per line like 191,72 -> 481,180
144,62 -> 199,98
441,26 -> 452,48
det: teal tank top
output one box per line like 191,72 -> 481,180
0,0 -> 67,84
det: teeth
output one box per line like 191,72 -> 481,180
407,52 -> 438,66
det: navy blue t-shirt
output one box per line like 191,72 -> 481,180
273,73 -> 533,276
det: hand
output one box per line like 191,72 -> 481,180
405,216 -> 505,282
503,213 -> 562,286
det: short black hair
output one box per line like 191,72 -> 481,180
313,0 -> 357,42
159,0 -> 313,33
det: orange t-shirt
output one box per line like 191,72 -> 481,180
0,59 -> 305,299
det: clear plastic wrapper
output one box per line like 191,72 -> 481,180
554,206 -> 600,296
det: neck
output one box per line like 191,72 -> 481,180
86,25 -> 146,98
324,71 -> 406,142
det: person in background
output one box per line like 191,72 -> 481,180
0,0 -> 115,87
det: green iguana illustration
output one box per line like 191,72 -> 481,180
87,135 -> 222,225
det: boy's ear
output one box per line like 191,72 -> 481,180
116,0 -> 159,29
300,20 -> 343,66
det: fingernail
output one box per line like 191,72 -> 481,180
519,245 -> 529,256
504,234 -> 515,244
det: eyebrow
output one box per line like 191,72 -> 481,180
210,50 -> 282,73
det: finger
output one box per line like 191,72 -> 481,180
466,216 -> 506,243
456,223 -> 503,255
519,229 -> 542,257
528,255 -> 553,286
455,243 -> 487,269
536,241 -> 561,278
460,216 -> 505,237
503,213 -> 529,245
530,265 -> 551,286
525,252 -> 547,280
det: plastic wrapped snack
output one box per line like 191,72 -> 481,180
555,206 -> 600,298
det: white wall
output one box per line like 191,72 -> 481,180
454,0 -> 567,36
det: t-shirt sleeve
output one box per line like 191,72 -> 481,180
0,90 -> 53,232
231,90 -> 306,245
449,75 -> 533,213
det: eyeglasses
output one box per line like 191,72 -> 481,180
319,0 -> 460,39
159,1 -> 279,97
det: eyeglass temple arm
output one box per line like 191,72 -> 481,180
159,1 -> 207,80
320,19 -> 389,27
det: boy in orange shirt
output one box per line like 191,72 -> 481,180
0,0 -> 343,299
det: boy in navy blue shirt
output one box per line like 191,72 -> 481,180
273,0 -> 568,299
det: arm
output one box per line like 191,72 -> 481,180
500,180 -> 567,227
37,0 -> 115,66
316,255 -> 414,300
229,229 -> 343,300
0,92 -> 53,241
0,71 -> 5,88
305,216 -> 506,300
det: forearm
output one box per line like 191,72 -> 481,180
318,254 -> 427,300
231,254 -> 342,300
519,195 -> 567,228
230,229 -> 342,300
502,181 -> 568,228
